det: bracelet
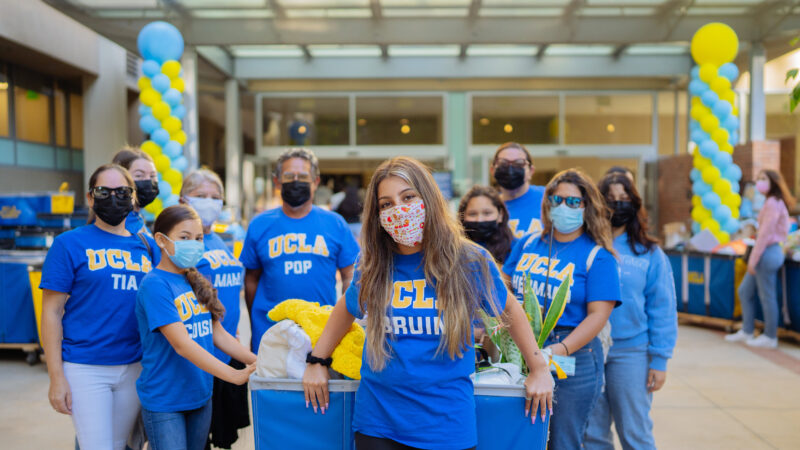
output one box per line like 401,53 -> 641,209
306,352 -> 333,367
560,342 -> 570,356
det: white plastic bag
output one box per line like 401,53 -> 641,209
256,320 -> 312,379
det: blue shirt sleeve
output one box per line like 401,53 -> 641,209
502,234 -> 528,276
644,247 -> 678,371
478,254 -> 508,317
344,264 -> 363,319
335,215 -> 360,269
239,218 -> 262,270
586,248 -> 621,304
139,277 -> 183,331
40,237 -> 75,294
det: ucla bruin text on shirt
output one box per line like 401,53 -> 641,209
85,248 -> 152,290
174,291 -> 212,338
385,279 -> 446,336
511,253 -> 575,301
203,249 -> 243,287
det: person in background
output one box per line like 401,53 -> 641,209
458,185 -> 515,264
335,184 -> 364,243
585,173 -> 678,450
503,169 -> 621,450
605,166 -> 635,184
303,157 -> 553,450
241,148 -> 360,353
490,142 -> 546,239
136,205 -> 256,450
112,147 -> 160,237
179,169 -> 249,449
41,164 -> 156,450
725,169 -> 795,348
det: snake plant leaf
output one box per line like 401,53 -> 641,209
537,273 -> 572,349
523,272 -> 543,339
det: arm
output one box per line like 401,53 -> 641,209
338,264 -> 354,294
244,268 -> 262,315
549,301 -> 615,356
41,290 -> 71,415
212,321 -> 256,365
749,199 -> 780,271
302,297 -> 356,413
160,322 -> 255,385
644,249 -> 678,391
504,296 -> 553,422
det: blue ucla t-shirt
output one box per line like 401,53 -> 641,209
505,185 -> 545,239
124,210 -> 161,266
345,247 -> 507,449
240,206 -> 359,352
135,269 -> 214,412
40,224 -> 155,365
503,233 -> 621,328
197,232 -> 244,363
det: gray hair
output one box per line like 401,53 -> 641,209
181,168 -> 224,198
274,147 -> 320,179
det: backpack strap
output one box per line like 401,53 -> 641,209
137,231 -> 152,256
586,245 -> 602,271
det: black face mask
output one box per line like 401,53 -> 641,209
609,201 -> 637,227
134,179 -> 159,208
93,195 -> 133,226
463,220 -> 500,243
494,164 -> 526,190
281,181 -> 312,207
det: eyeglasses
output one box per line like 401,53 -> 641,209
280,172 -> 313,183
91,186 -> 134,200
548,195 -> 583,209
495,159 -> 529,169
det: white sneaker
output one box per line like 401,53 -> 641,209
746,334 -> 778,349
725,330 -> 752,342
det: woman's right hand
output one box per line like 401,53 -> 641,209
303,363 -> 330,414
48,374 -> 72,415
523,365 -> 554,424
229,363 -> 256,385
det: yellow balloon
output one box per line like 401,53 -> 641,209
724,192 -> 742,208
701,218 -> 721,234
692,206 -> 711,223
720,143 -> 734,154
171,130 -> 188,146
716,231 -> 730,244
701,115 -> 720,133
710,76 -> 732,95
141,141 -> 162,158
713,178 -> 731,196
699,63 -> 717,83
691,104 -> 710,122
691,96 -> 702,107
152,101 -> 171,121
161,60 -> 182,79
163,168 -> 183,188
731,207 -> 740,219
144,197 -> 163,215
140,88 -> 160,107
691,22 -> 739,66
702,166 -> 721,185
137,76 -> 151,91
154,154 -> 171,173
694,154 -> 711,171
711,128 -> 730,146
162,117 -> 182,134
721,90 -> 736,104
692,195 -> 702,208
170,78 -> 185,93
732,106 -> 739,116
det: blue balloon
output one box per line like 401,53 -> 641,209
724,164 -> 742,182
724,115 -> 739,132
694,180 -> 711,196
139,114 -> 160,134
151,74 -> 171,93
701,90 -> 719,108
171,155 -> 188,172
151,128 -> 170,147
691,129 -> 709,145
137,21 -> 184,64
712,151 -> 733,169
158,180 -> 172,200
702,192 -> 721,210
714,204 -> 732,223
731,182 -> 740,194
138,104 -> 151,116
712,99 -> 733,118
699,140 -> 719,159
689,80 -> 709,97
690,168 -> 701,182
690,120 -> 700,133
164,193 -> 180,207
163,88 -> 182,107
723,218 -> 740,234
691,66 -> 700,80
142,211 -> 155,222
718,63 -> 739,82
142,60 -> 161,78
164,140 -> 182,159
730,130 -> 739,146
171,104 -> 186,120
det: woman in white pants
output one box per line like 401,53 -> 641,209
40,164 -> 157,449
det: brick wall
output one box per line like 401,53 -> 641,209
657,153 -> 693,235
779,137 -> 796,196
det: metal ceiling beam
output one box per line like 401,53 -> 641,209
267,0 -> 286,20
612,44 -> 629,60
468,0 -> 482,19
459,44 -> 468,60
370,0 -> 382,19
196,45 -> 234,77
380,44 -> 389,59
300,44 -> 312,60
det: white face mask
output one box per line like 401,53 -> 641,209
186,196 -> 223,228
379,199 -> 426,247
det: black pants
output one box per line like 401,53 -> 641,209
205,359 -> 250,449
355,432 -> 476,450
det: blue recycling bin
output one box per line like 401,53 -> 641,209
666,251 -> 736,319
0,251 -> 45,345
250,377 -> 549,450
786,261 -> 800,333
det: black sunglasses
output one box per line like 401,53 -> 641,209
548,195 -> 583,209
91,186 -> 134,200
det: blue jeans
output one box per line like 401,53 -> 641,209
545,329 -> 604,450
142,400 -> 212,450
740,243 -> 784,338
584,343 -> 655,450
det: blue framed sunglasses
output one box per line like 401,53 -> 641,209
548,195 -> 583,209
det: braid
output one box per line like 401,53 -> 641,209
184,267 -> 225,321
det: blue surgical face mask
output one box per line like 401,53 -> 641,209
186,196 -> 223,228
161,234 -> 205,269
550,204 -> 585,234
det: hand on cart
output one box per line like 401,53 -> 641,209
523,363 -> 554,424
303,363 -> 330,414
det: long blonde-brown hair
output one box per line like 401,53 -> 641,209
541,169 -> 614,254
359,157 -> 503,371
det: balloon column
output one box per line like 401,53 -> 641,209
687,23 -> 743,245
136,21 -> 189,220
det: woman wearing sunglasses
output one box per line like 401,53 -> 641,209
503,169 -> 621,450
40,164 -> 158,450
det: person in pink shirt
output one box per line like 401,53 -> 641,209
726,170 -> 796,348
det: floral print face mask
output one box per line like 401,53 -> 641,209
379,199 -> 426,247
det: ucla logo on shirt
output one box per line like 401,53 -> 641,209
268,233 -> 330,275
203,249 -> 243,288
508,218 -> 543,239
174,291 -> 212,339
512,252 -> 574,302
384,279 -> 446,336
85,248 -> 152,291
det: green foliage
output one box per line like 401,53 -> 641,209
789,36 -> 800,113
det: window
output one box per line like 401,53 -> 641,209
472,95 -> 559,145
262,96 -> 349,146
356,96 -> 443,145
0,66 -> 8,138
55,85 -> 67,147
13,69 -> 52,144
565,94 -> 652,145
657,91 -> 688,156
70,93 -> 84,149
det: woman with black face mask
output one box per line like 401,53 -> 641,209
458,185 -> 515,264
585,173 -> 677,450
40,164 -> 159,450
112,147 -> 160,238
490,142 -> 546,240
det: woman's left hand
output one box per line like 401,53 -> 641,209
747,264 -> 757,276
647,369 -> 666,392
524,366 -> 554,424
546,343 -> 567,357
